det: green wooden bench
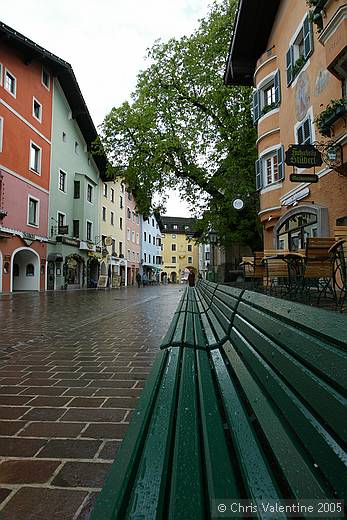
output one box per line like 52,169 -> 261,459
91,280 -> 347,520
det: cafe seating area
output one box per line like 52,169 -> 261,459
239,231 -> 347,312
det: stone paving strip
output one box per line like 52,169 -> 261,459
0,286 -> 181,519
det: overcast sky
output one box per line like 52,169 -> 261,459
2,0 -> 213,216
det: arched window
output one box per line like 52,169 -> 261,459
26,264 -> 35,276
13,264 -> 19,276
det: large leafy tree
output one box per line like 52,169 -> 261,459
98,0 -> 262,249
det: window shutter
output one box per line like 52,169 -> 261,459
277,145 -> 285,181
303,16 -> 313,59
274,70 -> 281,105
286,46 -> 294,86
303,116 -> 312,143
297,124 -> 304,144
255,158 -> 263,191
252,89 -> 260,123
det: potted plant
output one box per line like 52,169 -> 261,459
314,98 -> 347,137
261,103 -> 278,116
292,56 -> 306,78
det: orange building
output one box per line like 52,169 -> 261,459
225,0 -> 347,250
0,23 -> 53,291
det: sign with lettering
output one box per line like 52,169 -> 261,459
290,173 -> 319,183
285,145 -> 323,168
58,225 -> 69,235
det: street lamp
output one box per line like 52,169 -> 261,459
208,230 -> 218,282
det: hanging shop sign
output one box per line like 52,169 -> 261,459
285,145 -> 323,168
290,173 -> 319,183
58,225 -> 69,235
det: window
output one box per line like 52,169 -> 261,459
153,236 -> 155,245
148,234 -> 151,244
132,230 -> 135,243
4,69 -> 16,97
110,211 -> 114,225
120,196 -> 123,208
152,218 -> 155,227
62,132 -> 66,142
188,244 -> 192,252
128,191 -> 132,201
255,146 -> 285,190
286,16 -> 313,86
119,241 -> 123,255
57,212 -> 65,229
253,71 -> 280,122
136,213 -> 139,224
331,51 -> 347,98
111,188 -> 114,202
144,252 -> 147,262
86,221 -> 93,241
74,180 -> 80,199
103,183 -> 108,197
127,228 -> 131,240
149,254 -> 151,263
296,114 -> 312,145
120,217 -> 123,230
173,225 -> 178,230
188,256 -> 193,264
0,116 -> 3,153
73,220 -> 79,238
87,184 -> 93,203
26,264 -> 35,277
137,252 -> 140,263
171,244 -> 176,251
277,212 -> 317,250
121,183 -> 125,193
112,239 -> 116,255
28,197 -> 39,226
102,206 -> 106,222
127,208 -> 131,219
136,232 -> 139,244
144,232 -> 147,242
59,170 -> 66,192
42,67 -> 50,89
172,256 -> 177,263
29,142 -> 41,174
74,141 -> 79,154
128,249 -> 131,260
33,98 -> 42,122
132,211 -> 135,222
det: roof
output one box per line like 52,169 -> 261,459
158,216 -> 198,235
0,21 -> 108,178
224,0 -> 281,86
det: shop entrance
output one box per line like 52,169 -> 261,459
11,248 -> 40,291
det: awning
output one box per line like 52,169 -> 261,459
47,252 -> 64,262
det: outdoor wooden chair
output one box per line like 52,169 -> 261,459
301,237 -> 336,302
263,249 -> 289,295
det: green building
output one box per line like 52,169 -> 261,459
47,68 -> 107,290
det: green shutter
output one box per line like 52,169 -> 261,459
286,46 -> 294,86
303,15 -> 313,59
255,158 -> 263,191
274,70 -> 281,106
252,90 -> 260,123
277,145 -> 285,181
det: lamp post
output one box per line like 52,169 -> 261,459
208,230 -> 218,282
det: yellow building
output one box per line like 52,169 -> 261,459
159,216 -> 199,283
99,178 -> 127,285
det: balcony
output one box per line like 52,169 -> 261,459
314,98 -> 347,137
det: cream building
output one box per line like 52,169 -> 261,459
159,216 -> 199,283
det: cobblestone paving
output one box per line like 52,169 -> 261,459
0,285 -> 182,519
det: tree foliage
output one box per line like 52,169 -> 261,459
97,0 -> 262,249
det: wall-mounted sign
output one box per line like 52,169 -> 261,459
285,145 -> 323,168
58,225 -> 69,235
290,173 -> 319,183
23,231 -> 36,240
97,275 -> 108,288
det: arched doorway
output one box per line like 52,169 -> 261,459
87,258 -> 99,288
11,248 -> 40,291
64,254 -> 84,289
170,272 -> 177,283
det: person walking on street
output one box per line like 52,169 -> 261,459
136,272 -> 142,288
188,269 -> 196,287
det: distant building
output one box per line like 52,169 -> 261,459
125,190 -> 141,285
159,216 -> 199,283
141,215 -> 162,283
225,0 -> 347,250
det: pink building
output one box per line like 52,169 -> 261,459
125,190 -> 141,285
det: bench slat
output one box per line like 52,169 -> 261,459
183,312 -> 195,348
169,348 -> 204,519
200,312 -> 219,349
211,349 -> 286,513
90,350 -> 169,520
172,312 -> 186,346
229,327 -> 347,499
222,341 -> 333,500
196,349 -> 241,507
160,312 -> 180,349
234,314 -> 347,443
125,348 -> 181,519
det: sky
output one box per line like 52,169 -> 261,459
1,0 -> 213,217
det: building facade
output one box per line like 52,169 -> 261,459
160,216 -> 199,283
100,178 -> 127,286
141,215 -> 162,282
0,23 -> 53,292
48,79 -> 104,290
125,190 -> 141,285
226,0 -> 347,250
